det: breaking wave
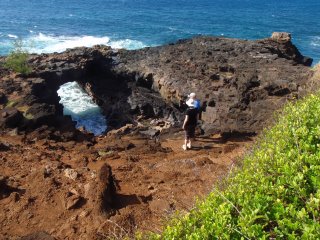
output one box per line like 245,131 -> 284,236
0,33 -> 148,55
57,81 -> 107,136
24,33 -> 147,54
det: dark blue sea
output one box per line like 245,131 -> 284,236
0,0 -> 319,63
1,0 -> 319,135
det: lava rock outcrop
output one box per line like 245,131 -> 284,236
0,32 -> 314,135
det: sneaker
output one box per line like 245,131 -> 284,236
182,145 -> 187,150
187,143 -> 191,149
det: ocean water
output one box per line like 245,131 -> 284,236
1,0 -> 319,134
57,82 -> 107,135
0,0 -> 319,62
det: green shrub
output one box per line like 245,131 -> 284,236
150,93 -> 320,239
4,39 -> 32,75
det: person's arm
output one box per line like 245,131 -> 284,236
182,115 -> 189,129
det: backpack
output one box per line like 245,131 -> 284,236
194,99 -> 201,110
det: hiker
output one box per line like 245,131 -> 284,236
188,92 -> 201,114
188,92 -> 203,134
182,96 -> 198,150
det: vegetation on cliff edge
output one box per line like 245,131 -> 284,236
4,39 -> 31,75
147,91 -> 320,239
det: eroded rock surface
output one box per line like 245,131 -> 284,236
1,33 -> 313,136
113,34 -> 312,134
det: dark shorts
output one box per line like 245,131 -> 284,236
184,125 -> 196,138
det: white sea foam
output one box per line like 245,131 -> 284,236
26,34 -> 110,53
109,39 -> 147,49
8,34 -> 18,39
57,81 -> 107,135
168,27 -> 178,32
23,33 -> 146,54
311,36 -> 320,47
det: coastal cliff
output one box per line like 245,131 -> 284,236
0,32 -> 313,135
0,33 -> 316,239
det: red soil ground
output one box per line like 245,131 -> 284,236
0,129 -> 253,239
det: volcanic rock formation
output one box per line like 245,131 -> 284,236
0,32 -> 314,136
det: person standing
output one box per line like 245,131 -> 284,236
188,92 -> 201,114
182,97 -> 198,150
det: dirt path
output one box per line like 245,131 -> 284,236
0,130 -> 253,239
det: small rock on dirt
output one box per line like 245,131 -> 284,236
64,168 -> 78,180
65,194 -> 81,210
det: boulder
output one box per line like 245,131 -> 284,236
271,32 -> 291,43
0,142 -> 11,151
0,175 -> 22,200
139,128 -> 160,138
25,103 -> 57,128
0,107 -> 23,129
64,193 -> 82,210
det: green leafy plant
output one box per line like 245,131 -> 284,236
146,92 -> 320,239
4,39 -> 32,75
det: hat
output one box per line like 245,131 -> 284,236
188,92 -> 196,99
186,98 -> 195,107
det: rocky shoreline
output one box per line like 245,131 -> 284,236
0,32 -> 313,136
0,33 -> 315,239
